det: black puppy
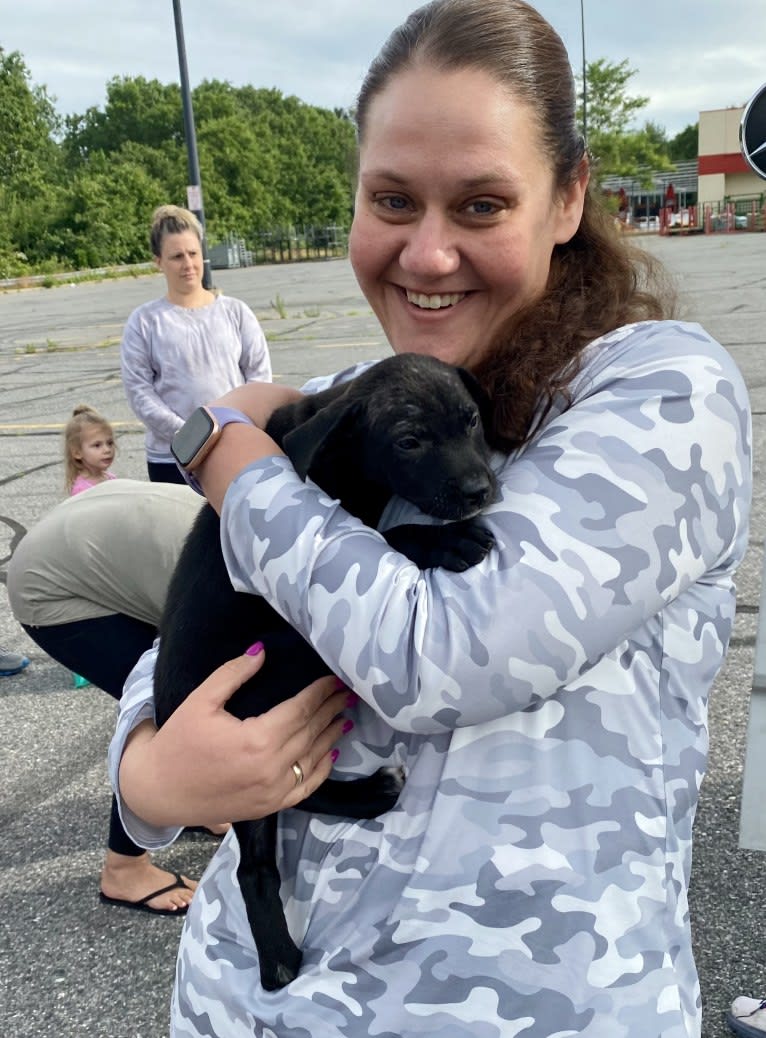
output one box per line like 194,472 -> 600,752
154,353 -> 497,989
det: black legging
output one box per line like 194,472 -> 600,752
23,614 -> 157,857
147,461 -> 187,485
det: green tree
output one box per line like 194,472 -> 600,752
0,47 -> 61,196
4,55 -> 361,272
0,48 -> 64,273
578,59 -> 672,180
197,112 -> 280,232
14,150 -> 170,267
63,76 -> 183,161
234,86 -> 356,229
61,78 -> 358,241
669,123 -> 698,162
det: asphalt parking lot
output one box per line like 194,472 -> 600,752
1,235 -> 765,1037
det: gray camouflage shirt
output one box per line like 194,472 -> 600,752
111,320 -> 752,1038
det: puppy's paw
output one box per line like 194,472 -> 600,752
385,519 -> 494,571
435,517 -> 495,571
301,768 -> 403,818
260,945 -> 302,991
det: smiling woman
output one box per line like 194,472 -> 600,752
107,3 -> 751,1036
119,205 -> 273,483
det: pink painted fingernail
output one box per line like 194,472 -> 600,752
331,749 -> 340,763
342,719 -> 354,734
334,676 -> 346,691
346,692 -> 359,708
246,642 -> 264,656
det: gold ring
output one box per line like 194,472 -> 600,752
291,761 -> 304,787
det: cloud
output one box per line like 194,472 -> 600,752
3,0 -> 764,136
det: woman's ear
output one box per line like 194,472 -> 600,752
553,157 -> 590,245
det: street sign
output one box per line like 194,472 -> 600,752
740,83 -> 766,180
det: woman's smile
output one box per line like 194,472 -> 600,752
404,289 -> 468,310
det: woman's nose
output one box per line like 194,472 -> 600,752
398,213 -> 459,278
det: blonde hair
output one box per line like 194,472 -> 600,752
63,404 -> 115,492
150,204 -> 203,258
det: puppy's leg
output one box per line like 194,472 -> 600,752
384,518 -> 495,571
234,817 -> 302,990
299,769 -> 404,818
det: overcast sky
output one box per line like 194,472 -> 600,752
3,1 -> 765,139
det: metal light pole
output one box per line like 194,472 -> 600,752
172,0 -> 212,289
580,0 -> 588,148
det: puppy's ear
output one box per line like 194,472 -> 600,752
281,395 -> 362,481
456,367 -> 493,434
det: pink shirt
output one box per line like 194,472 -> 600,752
70,472 -> 117,497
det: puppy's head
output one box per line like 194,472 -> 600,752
361,355 -> 496,520
283,354 -> 496,521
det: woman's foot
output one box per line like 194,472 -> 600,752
100,850 -> 196,913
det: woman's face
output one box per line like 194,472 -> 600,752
350,65 -> 588,369
155,230 -> 204,298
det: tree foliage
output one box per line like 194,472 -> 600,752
0,48 -> 699,276
0,47 -> 60,190
0,58 -> 357,275
577,59 -> 673,182
669,123 -> 698,162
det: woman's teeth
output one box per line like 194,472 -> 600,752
406,291 -> 465,309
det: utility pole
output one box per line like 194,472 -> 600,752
172,0 -> 212,289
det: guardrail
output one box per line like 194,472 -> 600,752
0,263 -> 156,291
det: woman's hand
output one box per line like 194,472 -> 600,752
119,645 -> 351,829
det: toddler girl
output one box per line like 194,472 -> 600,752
62,404 -> 118,687
64,405 -> 117,496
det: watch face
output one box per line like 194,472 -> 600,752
172,407 -> 215,468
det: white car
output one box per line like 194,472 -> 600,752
637,216 -> 660,232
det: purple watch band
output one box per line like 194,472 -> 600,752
175,405 -> 253,495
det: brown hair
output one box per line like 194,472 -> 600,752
63,404 -> 115,492
150,204 -> 203,258
356,0 -> 676,449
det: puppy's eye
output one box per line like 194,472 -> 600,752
468,412 -> 480,430
396,436 -> 421,452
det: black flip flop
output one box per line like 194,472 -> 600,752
98,872 -> 192,916
183,825 -> 228,839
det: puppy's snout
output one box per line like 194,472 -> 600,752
464,480 -> 493,512
436,466 -> 495,519
463,470 -> 495,510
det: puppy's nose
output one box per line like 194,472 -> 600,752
462,474 -> 494,511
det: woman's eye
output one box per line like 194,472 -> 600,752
375,194 -> 411,212
465,199 -> 500,217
